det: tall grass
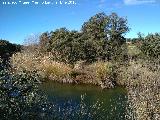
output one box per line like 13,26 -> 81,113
88,61 -> 117,88
120,61 -> 160,120
38,58 -> 72,82
10,52 -> 119,88
11,52 -> 41,72
10,52 -> 72,83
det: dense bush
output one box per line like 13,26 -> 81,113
0,39 -> 21,61
139,33 -> 160,60
39,12 -> 129,64
0,61 -> 47,120
50,29 -> 84,64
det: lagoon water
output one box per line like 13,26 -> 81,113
41,81 -> 127,120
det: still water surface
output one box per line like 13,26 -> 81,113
41,81 -> 127,120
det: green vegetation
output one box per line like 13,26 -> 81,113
139,33 -> 160,59
39,12 -> 128,63
0,39 -> 21,61
0,58 -> 45,119
0,12 -> 160,120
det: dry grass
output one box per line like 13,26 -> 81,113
38,58 -> 72,82
11,52 -> 41,72
87,61 -> 117,88
10,53 -> 118,88
10,52 -> 72,82
91,61 -> 113,80
69,61 -> 117,88
120,61 -> 160,120
127,44 -> 141,59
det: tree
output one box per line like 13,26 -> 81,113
39,12 -> 129,63
81,12 -> 129,62
82,12 -> 107,41
49,28 -> 84,63
106,13 -> 129,39
81,13 -> 109,61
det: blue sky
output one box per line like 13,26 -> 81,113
0,0 -> 160,44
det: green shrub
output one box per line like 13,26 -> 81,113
0,68 -> 47,120
139,33 -> 160,60
0,39 -> 21,61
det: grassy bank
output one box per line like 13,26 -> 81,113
10,52 -> 119,89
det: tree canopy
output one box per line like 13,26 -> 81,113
39,12 -> 129,64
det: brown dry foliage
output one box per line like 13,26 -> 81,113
120,61 -> 160,120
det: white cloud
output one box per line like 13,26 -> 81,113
124,0 -> 156,5
98,0 -> 106,8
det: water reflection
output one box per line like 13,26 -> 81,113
40,82 -> 127,120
